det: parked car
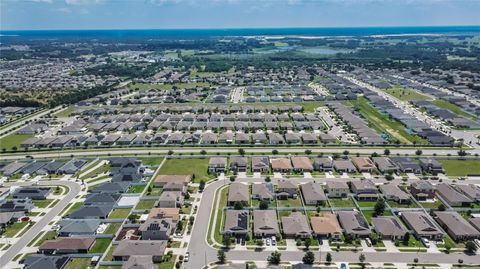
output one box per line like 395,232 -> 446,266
421,238 -> 430,247
184,252 -> 189,262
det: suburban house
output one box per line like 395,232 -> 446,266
253,210 -> 280,238
410,181 -> 436,200
277,180 -> 298,199
113,240 -> 167,262
22,255 -> 70,269
310,213 -> 342,240
351,157 -> 377,173
337,211 -> 371,237
58,159 -> 87,174
390,157 -> 422,174
12,187 -> 51,200
68,205 -> 112,219
281,212 -> 312,238
312,157 -> 333,172
121,256 -> 154,269
436,183 -> 472,207
0,199 -> 34,213
300,182 -> 327,205
401,212 -> 443,240
58,219 -> 101,237
222,210 -> 249,237
456,184 -> 480,202
325,181 -> 349,198
39,237 -> 96,254
372,157 -> 399,173
434,211 -> 480,241
154,175 -> 191,188
208,157 -> 227,174
371,216 -> 407,240
251,183 -> 274,201
139,218 -> 173,240
419,158 -> 444,174
230,156 -> 248,172
158,191 -> 184,208
227,183 -> 249,206
291,157 -> 313,172
380,184 -> 410,204
351,180 -> 378,201
251,156 -> 270,173
148,208 -> 180,224
271,158 -> 292,173
333,159 -> 357,173
89,182 -> 130,194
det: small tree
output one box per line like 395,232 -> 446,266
223,236 -> 231,248
305,149 -> 312,155
403,232 -> 411,245
304,237 -> 312,250
438,204 -> 446,211
272,149 -> 279,155
200,150 -> 207,155
359,254 -> 366,268
259,200 -> 269,210
256,239 -> 264,247
128,214 -> 139,223
234,202 -> 244,210
415,149 -> 423,156
302,251 -> 315,264
326,252 -> 332,264
413,258 -> 419,264
374,198 -> 386,216
465,240 -> 478,253
265,176 -> 271,182
217,249 -> 226,264
230,175 -> 236,182
199,180 -> 206,192
238,148 -> 245,156
384,149 -> 390,156
268,251 -> 281,265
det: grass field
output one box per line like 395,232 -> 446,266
159,158 -> 214,183
433,99 -> 477,120
80,163 -> 111,180
387,86 -> 431,101
139,157 -> 164,166
34,230 -> 57,246
158,255 -> 177,269
439,159 -> 480,176
32,199 -> 54,208
277,197 -> 303,208
208,186 -> 228,245
89,238 -> 112,253
54,107 -> 76,118
300,102 -> 325,113
129,82 -> 210,91
128,184 -> 146,193
108,208 -> 131,219
329,198 -> 355,208
351,97 -> 428,145
0,133 -> 34,150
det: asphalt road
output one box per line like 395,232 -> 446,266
0,180 -> 81,268
1,147 -> 477,161
186,177 -> 479,268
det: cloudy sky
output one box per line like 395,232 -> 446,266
1,0 -> 480,30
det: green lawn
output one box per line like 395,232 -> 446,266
208,186 -> 228,245
65,258 -> 92,269
32,199 -> 54,208
362,210 -> 392,224
300,102 -> 325,113
139,158 -> 164,166
251,199 -> 276,209
104,223 -> 122,235
34,230 -> 57,246
89,238 -> 112,253
158,255 -> 177,269
433,99 -> 477,120
128,184 -> 146,193
135,199 -> 157,210
356,200 -> 378,208
80,164 -> 111,180
3,221 -> 29,237
329,198 -> 355,208
438,159 -> 480,176
0,133 -> 34,150
351,97 -> 428,145
277,197 -> 302,208
54,107 -> 77,118
420,200 -> 444,209
147,186 -> 163,196
159,158 -> 214,183
387,86 -> 432,101
108,208 -> 131,219
103,245 -> 116,261
387,200 -> 416,208
64,201 -> 84,216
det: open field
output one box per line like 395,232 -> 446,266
159,158 -> 214,183
438,159 -> 480,176
0,134 -> 34,150
387,86 -> 432,101
351,97 -> 428,144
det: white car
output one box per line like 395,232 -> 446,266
421,238 -> 430,247
184,252 -> 189,262
266,238 -> 271,246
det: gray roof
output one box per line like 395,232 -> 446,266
337,211 -> 370,236
435,211 -> 480,238
223,210 -> 249,233
380,184 -> 410,200
121,255 -> 154,269
372,216 -> 406,237
281,212 -> 311,236
402,212 -> 443,237
228,183 -> 249,203
436,183 -> 473,204
113,240 -> 167,257
59,219 -> 101,235
301,182 -> 327,203
253,210 -> 279,235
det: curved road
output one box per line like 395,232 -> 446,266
186,177 -> 479,268
0,180 -> 81,268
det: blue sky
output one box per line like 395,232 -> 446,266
1,0 -> 480,30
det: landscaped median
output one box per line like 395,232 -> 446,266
206,184 -> 228,248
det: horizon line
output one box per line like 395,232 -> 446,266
2,25 -> 480,32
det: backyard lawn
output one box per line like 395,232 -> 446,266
159,158 -> 214,183
65,258 -> 92,269
108,208 -> 131,219
362,210 -> 392,224
329,198 -> 355,208
135,199 -> 157,210
89,238 -> 112,253
158,255 -> 177,269
277,197 -> 302,208
32,199 -> 54,208
420,200 -> 444,209
356,200 -> 378,208
34,230 -> 57,246
128,184 -> 146,193
104,223 -> 122,235
251,199 -> 276,208
438,159 -> 480,176
139,157 -> 164,166
0,133 -> 34,150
